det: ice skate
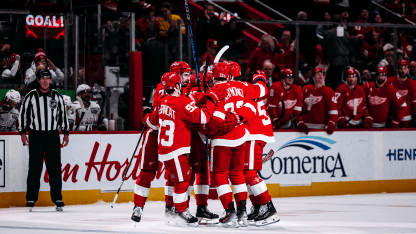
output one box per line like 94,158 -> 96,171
219,202 -> 239,228
236,200 -> 248,227
247,204 -> 260,226
175,208 -> 199,227
164,205 -> 177,225
254,201 -> 280,226
131,206 -> 143,222
26,201 -> 35,212
53,200 -> 64,212
196,205 -> 219,224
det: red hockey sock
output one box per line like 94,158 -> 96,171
230,170 -> 247,207
173,180 -> 190,213
245,170 -> 271,205
165,176 -> 174,207
214,171 -> 233,209
134,170 -> 156,207
195,173 -> 209,206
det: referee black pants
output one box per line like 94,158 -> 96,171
26,130 -> 62,202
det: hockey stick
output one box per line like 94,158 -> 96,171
345,98 -> 358,124
111,124 -> 147,208
262,149 -> 275,164
279,94 -> 314,126
184,0 -> 211,184
75,96 -> 85,131
213,45 -> 230,64
272,100 -> 285,125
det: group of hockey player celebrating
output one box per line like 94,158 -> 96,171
131,59 -> 279,228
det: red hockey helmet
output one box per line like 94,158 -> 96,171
376,66 -> 388,75
227,61 -> 241,79
170,61 -> 191,74
345,68 -> 358,78
212,62 -> 230,80
280,68 -> 293,78
252,73 -> 266,84
161,72 -> 181,91
9,53 -> 18,66
397,59 -> 409,68
255,70 -> 266,76
313,67 -> 324,75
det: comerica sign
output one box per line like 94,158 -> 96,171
25,14 -> 65,39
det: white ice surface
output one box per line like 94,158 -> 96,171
1,193 -> 416,234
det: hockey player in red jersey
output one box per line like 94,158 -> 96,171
153,61 -> 192,103
237,74 -> 280,226
132,62 -> 192,224
207,62 -> 268,228
143,72 -> 216,226
267,68 -> 306,132
302,67 -> 338,134
386,60 -> 416,127
335,67 -> 370,128
363,66 -> 407,128
184,72 -> 220,224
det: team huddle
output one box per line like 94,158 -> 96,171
132,61 -> 279,228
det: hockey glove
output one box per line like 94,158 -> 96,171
217,111 -> 240,134
363,116 -> 373,128
387,119 -> 399,128
142,107 -> 152,122
207,85 -> 225,105
337,117 -> 349,129
297,121 -> 309,135
189,92 -> 206,105
325,120 -> 336,135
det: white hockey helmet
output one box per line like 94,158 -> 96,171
4,89 -> 21,104
76,84 -> 91,95
62,95 -> 72,107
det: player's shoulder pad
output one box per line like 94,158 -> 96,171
89,101 -> 101,109
72,101 -> 81,110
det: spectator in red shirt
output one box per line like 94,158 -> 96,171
273,29 -> 302,76
406,3 -> 416,23
200,39 -> 219,67
238,34 -> 275,77
385,0 -> 405,16
400,29 -> 415,59
361,30 -> 383,69
135,2 -> 156,45
351,9 -> 374,45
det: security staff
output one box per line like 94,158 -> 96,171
19,69 -> 70,211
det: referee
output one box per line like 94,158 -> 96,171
19,68 -> 70,211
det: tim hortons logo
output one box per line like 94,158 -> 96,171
347,98 -> 363,109
304,95 -> 322,106
43,141 -> 165,183
398,90 -> 409,97
368,96 -> 387,106
278,99 -> 297,110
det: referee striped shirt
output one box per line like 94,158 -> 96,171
18,88 -> 70,135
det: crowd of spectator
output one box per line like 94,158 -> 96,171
2,0 -> 416,133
